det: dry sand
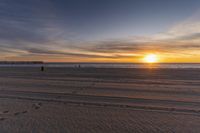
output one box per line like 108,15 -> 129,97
0,67 -> 200,133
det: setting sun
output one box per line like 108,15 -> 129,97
143,54 -> 158,63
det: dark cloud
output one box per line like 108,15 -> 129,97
74,35 -> 200,56
25,47 -> 136,59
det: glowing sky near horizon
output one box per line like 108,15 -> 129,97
1,0 -> 200,62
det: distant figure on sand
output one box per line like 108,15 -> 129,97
41,66 -> 44,71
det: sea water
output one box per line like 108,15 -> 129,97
0,63 -> 200,69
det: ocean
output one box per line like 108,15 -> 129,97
0,63 -> 199,69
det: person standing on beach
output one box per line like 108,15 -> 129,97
41,66 -> 44,71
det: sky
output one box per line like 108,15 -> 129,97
1,0 -> 200,63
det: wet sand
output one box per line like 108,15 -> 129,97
0,67 -> 200,133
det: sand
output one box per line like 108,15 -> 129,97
0,67 -> 200,133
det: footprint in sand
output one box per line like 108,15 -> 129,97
0,118 -> 6,121
14,110 -> 28,116
22,111 -> 27,114
3,110 -> 9,114
14,112 -> 20,116
32,102 -> 42,110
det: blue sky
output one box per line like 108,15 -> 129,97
1,0 -> 200,62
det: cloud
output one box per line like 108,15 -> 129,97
0,1 -> 200,62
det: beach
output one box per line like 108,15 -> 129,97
0,67 -> 200,132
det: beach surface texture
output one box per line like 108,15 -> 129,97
0,67 -> 200,133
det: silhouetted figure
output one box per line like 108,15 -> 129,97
41,66 -> 44,71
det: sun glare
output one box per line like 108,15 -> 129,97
143,54 -> 158,63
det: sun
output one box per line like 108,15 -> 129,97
143,54 -> 158,63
